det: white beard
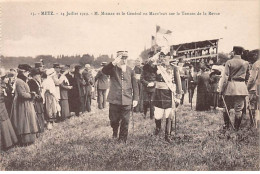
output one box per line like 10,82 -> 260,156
121,64 -> 126,72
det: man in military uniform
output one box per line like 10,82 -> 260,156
247,54 -> 260,128
102,51 -> 139,143
221,46 -> 250,131
141,53 -> 157,119
150,52 -> 182,143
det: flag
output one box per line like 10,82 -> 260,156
156,25 -> 172,34
151,35 -> 158,52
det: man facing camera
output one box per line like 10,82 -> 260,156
102,51 -> 139,143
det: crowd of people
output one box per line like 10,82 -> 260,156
0,62 -> 109,150
1,46 -> 259,149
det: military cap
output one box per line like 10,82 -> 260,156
30,68 -> 41,76
18,64 -> 32,72
233,46 -> 244,55
35,62 -> 44,68
101,62 -> 107,66
117,51 -> 128,58
53,63 -> 61,68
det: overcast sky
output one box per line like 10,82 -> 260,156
1,0 -> 260,59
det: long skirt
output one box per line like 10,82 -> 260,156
1,118 -> 18,150
60,99 -> 70,119
44,91 -> 57,122
34,102 -> 45,133
196,91 -> 211,111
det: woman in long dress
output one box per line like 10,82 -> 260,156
10,64 -> 39,146
196,66 -> 211,111
28,68 -> 45,134
59,67 -> 72,120
42,68 -> 59,130
0,69 -> 18,150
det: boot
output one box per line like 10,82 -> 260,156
165,118 -> 172,143
112,127 -> 118,138
234,117 -> 242,131
154,119 -> 161,135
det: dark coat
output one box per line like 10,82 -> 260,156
102,62 -> 139,105
28,79 -> 45,132
196,71 -> 211,111
141,63 -> 157,93
10,78 -> 38,136
95,70 -> 109,90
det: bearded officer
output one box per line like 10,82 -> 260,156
102,51 -> 139,143
221,46 -> 250,131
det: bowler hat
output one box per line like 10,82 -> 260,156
18,64 -> 32,72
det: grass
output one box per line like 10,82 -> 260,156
0,94 -> 259,171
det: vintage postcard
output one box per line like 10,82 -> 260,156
0,0 -> 259,171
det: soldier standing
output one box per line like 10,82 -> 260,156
141,53 -> 157,119
247,55 -> 260,128
221,46 -> 250,131
102,51 -> 139,143
151,52 -> 182,143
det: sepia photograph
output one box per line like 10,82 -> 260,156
0,0 -> 259,171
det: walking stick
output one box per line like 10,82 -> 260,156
131,105 -> 135,134
189,88 -> 192,109
175,109 -> 177,136
221,95 -> 235,130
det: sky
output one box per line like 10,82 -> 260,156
1,0 -> 260,59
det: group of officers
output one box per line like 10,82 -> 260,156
102,46 -> 259,143
1,46 -> 259,150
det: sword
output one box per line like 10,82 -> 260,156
221,95 -> 235,130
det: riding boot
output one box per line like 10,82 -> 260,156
112,127 -> 118,138
154,119 -> 161,135
165,118 -> 172,143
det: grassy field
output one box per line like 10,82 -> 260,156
0,95 -> 259,171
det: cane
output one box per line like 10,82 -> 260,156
131,105 -> 135,134
221,95 -> 235,130
175,109 -> 177,136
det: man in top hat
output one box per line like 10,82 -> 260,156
102,51 -> 139,143
95,62 -> 109,109
221,46 -> 250,131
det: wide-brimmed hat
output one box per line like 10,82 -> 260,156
18,64 -> 32,72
